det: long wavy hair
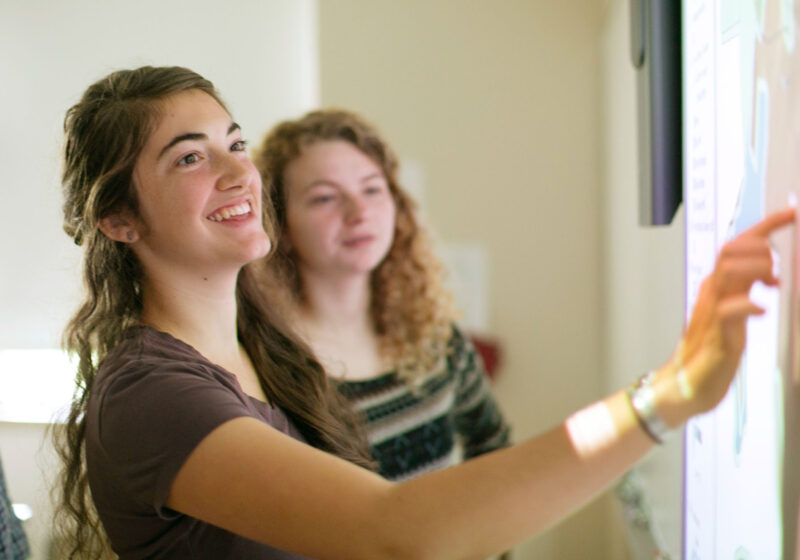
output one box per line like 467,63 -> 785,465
53,67 -> 374,559
252,109 -> 456,383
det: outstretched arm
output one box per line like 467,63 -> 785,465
166,207 -> 795,560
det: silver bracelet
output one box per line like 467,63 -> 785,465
626,371 -> 670,444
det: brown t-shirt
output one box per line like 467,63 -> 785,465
86,326 -> 310,559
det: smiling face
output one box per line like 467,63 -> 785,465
282,140 -> 397,280
129,89 -> 270,280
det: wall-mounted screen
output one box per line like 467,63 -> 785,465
683,0 -> 800,558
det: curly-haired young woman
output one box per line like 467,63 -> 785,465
253,110 -> 510,482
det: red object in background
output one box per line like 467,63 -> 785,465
469,334 -> 503,381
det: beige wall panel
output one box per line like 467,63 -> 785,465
320,1 -> 625,557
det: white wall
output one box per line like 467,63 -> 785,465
0,1 -> 318,557
601,0 -> 686,555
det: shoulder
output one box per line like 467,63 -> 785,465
447,324 -> 470,351
96,326 -> 233,393
445,325 -> 497,403
445,324 -> 480,370
89,327 -> 252,444
86,328 -> 266,485
101,325 -> 207,369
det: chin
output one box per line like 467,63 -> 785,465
252,242 -> 272,262
257,238 -> 273,258
239,235 -> 272,265
343,258 -> 385,275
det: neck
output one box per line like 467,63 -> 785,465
295,267 -> 373,335
291,267 -> 387,380
140,266 -> 241,362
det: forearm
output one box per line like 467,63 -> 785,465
385,390 -> 655,559
168,389 -> 657,560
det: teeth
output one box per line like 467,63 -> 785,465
208,201 -> 252,222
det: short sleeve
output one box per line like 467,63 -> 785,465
450,327 -> 512,459
93,358 -> 255,517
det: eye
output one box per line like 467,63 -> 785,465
365,185 -> 386,195
231,139 -> 248,152
311,194 -> 336,205
178,152 -> 201,166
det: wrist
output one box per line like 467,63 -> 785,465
653,352 -> 699,428
626,371 -> 671,444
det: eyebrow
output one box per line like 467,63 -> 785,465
158,122 -> 241,159
303,172 -> 386,193
360,172 -> 384,183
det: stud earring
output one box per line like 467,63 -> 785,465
126,231 -> 134,242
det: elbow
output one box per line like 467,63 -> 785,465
358,539 -> 443,560
362,538 -> 486,560
343,483 -> 487,560
349,494 -> 448,560
361,514 -> 482,560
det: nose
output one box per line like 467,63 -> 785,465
215,151 -> 254,192
343,193 -> 367,223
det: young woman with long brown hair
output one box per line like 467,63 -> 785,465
55,66 -> 372,559
54,65 -> 793,560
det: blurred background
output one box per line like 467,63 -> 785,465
0,1 -> 685,557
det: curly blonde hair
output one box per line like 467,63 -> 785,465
252,109 -> 456,383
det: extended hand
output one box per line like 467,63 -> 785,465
672,207 -> 795,419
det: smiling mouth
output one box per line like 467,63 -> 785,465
207,200 -> 253,222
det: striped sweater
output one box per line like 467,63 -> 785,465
338,327 -> 511,481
